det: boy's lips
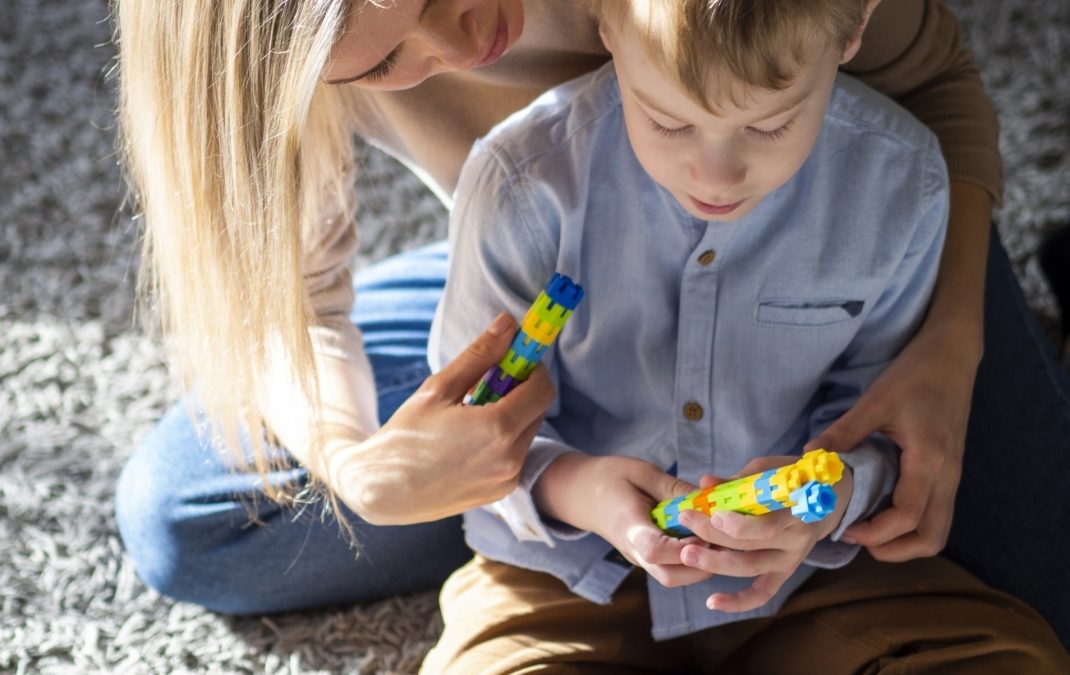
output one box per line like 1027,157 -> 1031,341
690,196 -> 744,215
477,12 -> 509,67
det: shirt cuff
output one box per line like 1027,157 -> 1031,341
483,438 -> 587,546
805,437 -> 899,569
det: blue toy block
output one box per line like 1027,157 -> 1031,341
545,272 -> 586,311
789,481 -> 837,523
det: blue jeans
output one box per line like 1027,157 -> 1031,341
945,227 -> 1070,648
116,241 -> 471,614
116,233 -> 1070,646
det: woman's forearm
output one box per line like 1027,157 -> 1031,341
920,180 -> 991,364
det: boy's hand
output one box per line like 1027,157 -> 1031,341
534,454 -> 713,588
676,456 -> 854,613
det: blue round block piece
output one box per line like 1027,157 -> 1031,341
789,481 -> 837,523
545,273 -> 586,311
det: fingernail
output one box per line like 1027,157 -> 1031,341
710,514 -> 725,529
488,312 -> 511,335
841,535 -> 857,545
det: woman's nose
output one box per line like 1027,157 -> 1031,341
411,3 -> 481,73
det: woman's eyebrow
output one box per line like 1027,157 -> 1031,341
325,0 -> 432,85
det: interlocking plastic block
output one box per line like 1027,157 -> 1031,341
521,310 -> 564,344
545,272 -> 585,310
510,330 -> 548,362
650,450 -> 844,537
467,380 -> 494,406
484,365 -> 519,396
789,481 -> 837,523
466,273 -> 585,406
499,351 -> 538,380
530,295 -> 573,329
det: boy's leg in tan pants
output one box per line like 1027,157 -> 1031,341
420,555 -> 692,675
421,553 -> 1070,675
709,551 -> 1070,674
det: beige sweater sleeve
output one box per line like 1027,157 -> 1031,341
844,0 -> 1003,204
259,167 -> 381,469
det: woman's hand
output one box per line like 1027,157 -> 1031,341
534,454 -> 713,589
676,456 -> 854,613
337,313 -> 556,525
804,322 -> 980,561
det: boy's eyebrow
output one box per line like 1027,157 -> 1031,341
631,86 -> 811,124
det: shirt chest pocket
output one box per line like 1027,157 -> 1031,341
756,298 -> 865,328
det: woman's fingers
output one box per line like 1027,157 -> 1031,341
430,311 -> 516,402
492,366 -> 557,431
852,459 -> 958,560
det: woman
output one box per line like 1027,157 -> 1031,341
113,0 -> 1068,644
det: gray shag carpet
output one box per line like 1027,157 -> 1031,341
1,0 -> 1067,672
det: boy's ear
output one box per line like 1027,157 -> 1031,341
597,20 -> 615,54
841,0 -> 884,64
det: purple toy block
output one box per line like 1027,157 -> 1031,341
485,365 -> 519,396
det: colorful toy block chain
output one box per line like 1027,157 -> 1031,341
465,273 -> 586,406
651,449 -> 845,537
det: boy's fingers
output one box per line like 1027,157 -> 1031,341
432,312 -> 516,402
681,545 -> 784,578
678,510 -> 784,550
707,571 -> 789,613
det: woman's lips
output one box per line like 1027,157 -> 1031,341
690,196 -> 744,216
477,12 -> 509,67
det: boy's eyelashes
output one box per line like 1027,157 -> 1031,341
749,118 -> 795,141
645,115 -> 692,138
643,113 -> 796,142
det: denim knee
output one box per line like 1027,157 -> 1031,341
116,434 -> 188,605
114,403 -> 290,613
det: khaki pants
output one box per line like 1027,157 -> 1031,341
421,552 -> 1069,674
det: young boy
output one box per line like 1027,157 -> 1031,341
423,1 -> 1070,672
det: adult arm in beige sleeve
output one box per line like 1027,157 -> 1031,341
257,175 -> 381,482
257,170 -> 556,524
808,0 -> 998,561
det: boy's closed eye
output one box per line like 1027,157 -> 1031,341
643,111 -> 797,142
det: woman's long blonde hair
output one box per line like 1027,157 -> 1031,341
114,0 -> 356,495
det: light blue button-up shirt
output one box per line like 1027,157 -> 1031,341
429,63 -> 948,640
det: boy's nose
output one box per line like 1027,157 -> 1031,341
411,2 -> 483,74
689,149 -> 747,195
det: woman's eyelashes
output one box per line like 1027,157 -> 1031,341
363,48 -> 401,83
644,112 -> 796,142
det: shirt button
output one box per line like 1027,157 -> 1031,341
683,401 -> 704,421
698,250 -> 717,266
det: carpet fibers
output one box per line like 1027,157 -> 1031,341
1,0 -> 1067,672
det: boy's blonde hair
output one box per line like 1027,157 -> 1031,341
590,0 -> 869,110
114,0 -> 357,505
